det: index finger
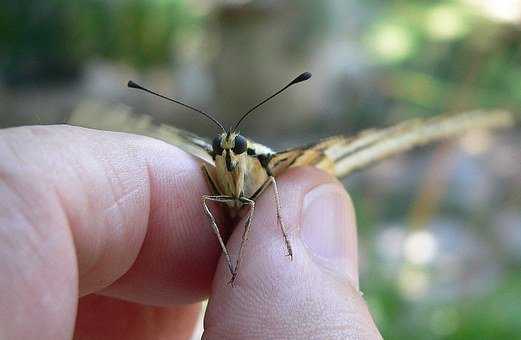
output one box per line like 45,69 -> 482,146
1,125 -> 225,307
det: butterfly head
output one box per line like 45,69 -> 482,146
209,71 -> 311,173
212,132 -> 248,172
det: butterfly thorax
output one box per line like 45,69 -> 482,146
214,153 -> 272,207
214,152 -> 246,202
210,134 -> 273,208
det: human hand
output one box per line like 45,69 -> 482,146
0,125 -> 381,339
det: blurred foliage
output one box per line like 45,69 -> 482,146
364,273 -> 521,339
361,2 -> 521,124
0,0 -> 200,85
67,0 -> 200,69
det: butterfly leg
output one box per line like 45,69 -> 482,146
267,176 -> 293,259
232,196 -> 255,285
252,176 -> 293,260
202,195 -> 237,281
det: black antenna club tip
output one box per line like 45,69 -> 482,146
291,72 -> 312,85
127,80 -> 141,89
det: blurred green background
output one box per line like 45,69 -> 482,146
1,0 -> 520,338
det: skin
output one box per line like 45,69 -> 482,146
0,125 -> 381,339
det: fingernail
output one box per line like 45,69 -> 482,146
301,183 -> 358,286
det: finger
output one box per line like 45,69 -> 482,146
0,125 -> 226,339
74,295 -> 201,340
204,167 -> 381,339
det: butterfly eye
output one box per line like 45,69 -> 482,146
212,136 -> 223,155
233,135 -> 247,154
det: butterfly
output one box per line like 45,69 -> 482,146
69,72 -> 513,285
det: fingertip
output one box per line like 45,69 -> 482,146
4,125 -> 223,303
223,166 -> 359,286
95,131 -> 225,303
204,167 -> 378,339
301,181 -> 359,287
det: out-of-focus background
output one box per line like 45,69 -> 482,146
1,0 -> 520,338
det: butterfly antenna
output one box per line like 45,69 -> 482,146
128,80 -> 226,132
231,72 -> 312,132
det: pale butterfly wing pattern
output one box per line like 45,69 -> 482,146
70,105 -> 513,181
69,103 -> 514,285
268,110 -> 513,178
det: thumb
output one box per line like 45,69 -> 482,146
203,167 -> 382,339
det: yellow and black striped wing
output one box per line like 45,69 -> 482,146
269,110 -> 513,179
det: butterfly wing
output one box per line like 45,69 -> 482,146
68,103 -> 215,165
269,110 -> 513,178
268,138 -> 338,176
